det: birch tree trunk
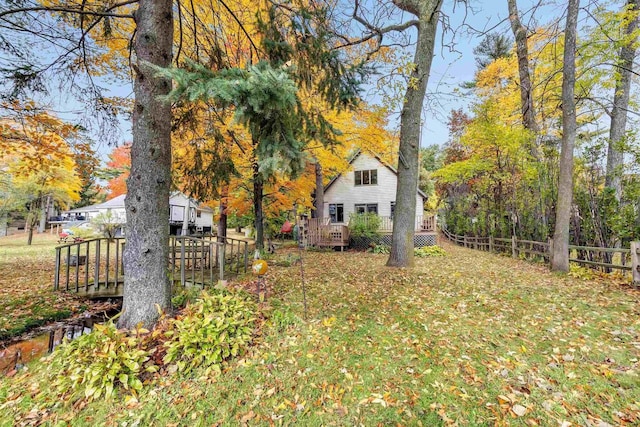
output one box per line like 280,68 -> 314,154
507,0 -> 540,138
605,0 -> 638,202
387,0 -> 442,267
119,0 -> 173,329
0,214 -> 7,237
551,0 -> 579,273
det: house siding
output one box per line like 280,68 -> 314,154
64,192 -> 214,231
323,153 -> 424,223
195,210 -> 214,228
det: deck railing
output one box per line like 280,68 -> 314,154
54,238 -> 125,295
319,225 -> 350,246
306,218 -> 349,247
55,235 -> 251,296
348,215 -> 436,232
169,235 -> 250,287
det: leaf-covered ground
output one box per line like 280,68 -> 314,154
0,234 -> 88,341
1,240 -> 639,426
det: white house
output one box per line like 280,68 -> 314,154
64,191 -> 214,235
322,150 -> 429,229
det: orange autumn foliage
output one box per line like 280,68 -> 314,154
104,143 -> 131,199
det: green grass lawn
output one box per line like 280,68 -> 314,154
0,233 -> 87,341
1,241 -> 639,426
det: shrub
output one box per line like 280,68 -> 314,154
370,244 -> 390,254
414,246 -> 446,257
568,264 -> 595,280
163,290 -> 256,374
91,211 -> 124,239
171,285 -> 202,309
48,322 -> 154,401
348,212 -> 381,238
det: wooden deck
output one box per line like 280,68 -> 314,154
302,215 -> 437,249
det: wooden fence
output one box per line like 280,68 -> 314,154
441,228 -> 640,285
54,235 -> 251,297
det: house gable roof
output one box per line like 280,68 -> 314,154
66,194 -> 126,213
65,192 -> 214,214
323,149 -> 428,200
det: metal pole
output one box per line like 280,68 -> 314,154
631,241 -> 639,286
54,247 -> 61,291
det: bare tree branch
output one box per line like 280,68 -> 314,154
0,1 -> 137,19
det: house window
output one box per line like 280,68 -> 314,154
390,202 -> 395,219
355,203 -> 378,215
354,169 -> 377,186
329,203 -> 344,223
196,210 -> 202,218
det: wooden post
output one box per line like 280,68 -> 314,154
94,241 -> 100,291
218,242 -> 226,282
489,236 -> 494,253
463,236 -> 467,248
511,235 -> 517,259
631,241 -> 639,286
244,242 -> 249,273
180,239 -> 185,287
209,244 -> 214,285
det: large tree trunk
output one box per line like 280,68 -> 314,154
119,0 -> 173,329
26,197 -> 40,246
605,0 -> 638,202
314,160 -> 324,219
551,0 -> 579,273
387,0 -> 442,267
507,0 -> 539,136
38,195 -> 49,233
217,185 -> 228,241
252,154 -> 264,252
27,211 -> 35,246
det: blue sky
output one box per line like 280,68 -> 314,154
420,1 -> 521,147
51,1 -> 555,159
